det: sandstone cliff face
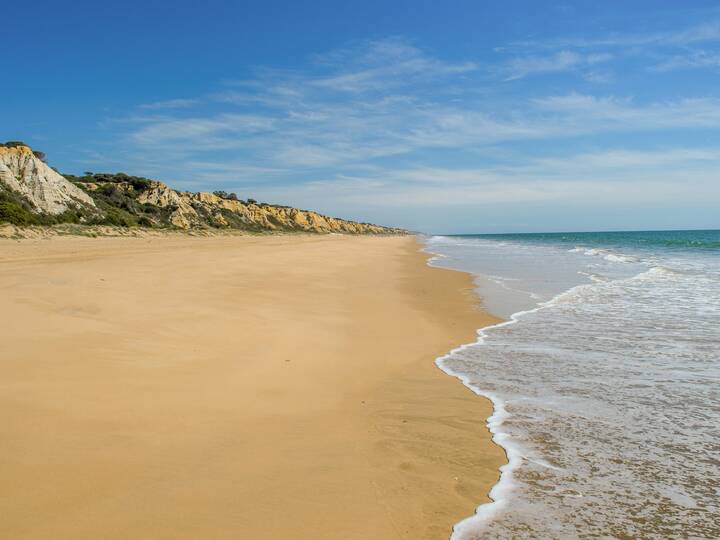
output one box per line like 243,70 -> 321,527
135,181 -> 404,234
0,146 -> 96,214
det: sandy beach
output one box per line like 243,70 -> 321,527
0,234 -> 504,539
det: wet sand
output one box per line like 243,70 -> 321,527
0,234 -> 504,539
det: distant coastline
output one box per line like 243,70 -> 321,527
0,142 -> 405,235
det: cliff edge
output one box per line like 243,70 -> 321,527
0,145 -> 96,215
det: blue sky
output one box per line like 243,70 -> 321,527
3,1 -> 720,233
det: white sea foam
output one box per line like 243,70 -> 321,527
435,282 -> 603,538
434,310 -> 537,538
424,233 -> 720,539
575,246 -> 641,263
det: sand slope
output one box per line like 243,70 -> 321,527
0,234 -> 503,539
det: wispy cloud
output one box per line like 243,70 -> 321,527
533,93 -> 720,129
139,98 -> 199,110
118,33 -> 720,169
240,137 -> 720,231
582,70 -> 613,83
124,84 -> 720,176
131,114 -> 277,146
507,21 -> 720,51
505,51 -> 612,80
652,50 -> 720,72
309,37 -> 477,92
247,146 -> 720,210
501,19 -> 720,80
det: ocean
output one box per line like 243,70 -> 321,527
423,230 -> 720,539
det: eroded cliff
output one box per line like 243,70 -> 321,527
0,145 -> 96,214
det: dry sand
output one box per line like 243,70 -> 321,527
0,234 -> 505,539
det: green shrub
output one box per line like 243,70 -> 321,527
0,200 -> 39,225
130,178 -> 151,192
0,189 -> 43,225
212,191 -> 239,201
1,141 -> 29,148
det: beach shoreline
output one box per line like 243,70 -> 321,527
0,234 -> 504,539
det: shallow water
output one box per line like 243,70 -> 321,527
424,230 -> 720,539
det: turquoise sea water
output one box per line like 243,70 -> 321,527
459,229 -> 720,250
423,230 -> 720,539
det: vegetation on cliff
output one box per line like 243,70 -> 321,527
0,143 -> 405,234
0,140 -> 47,162
0,189 -> 87,226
